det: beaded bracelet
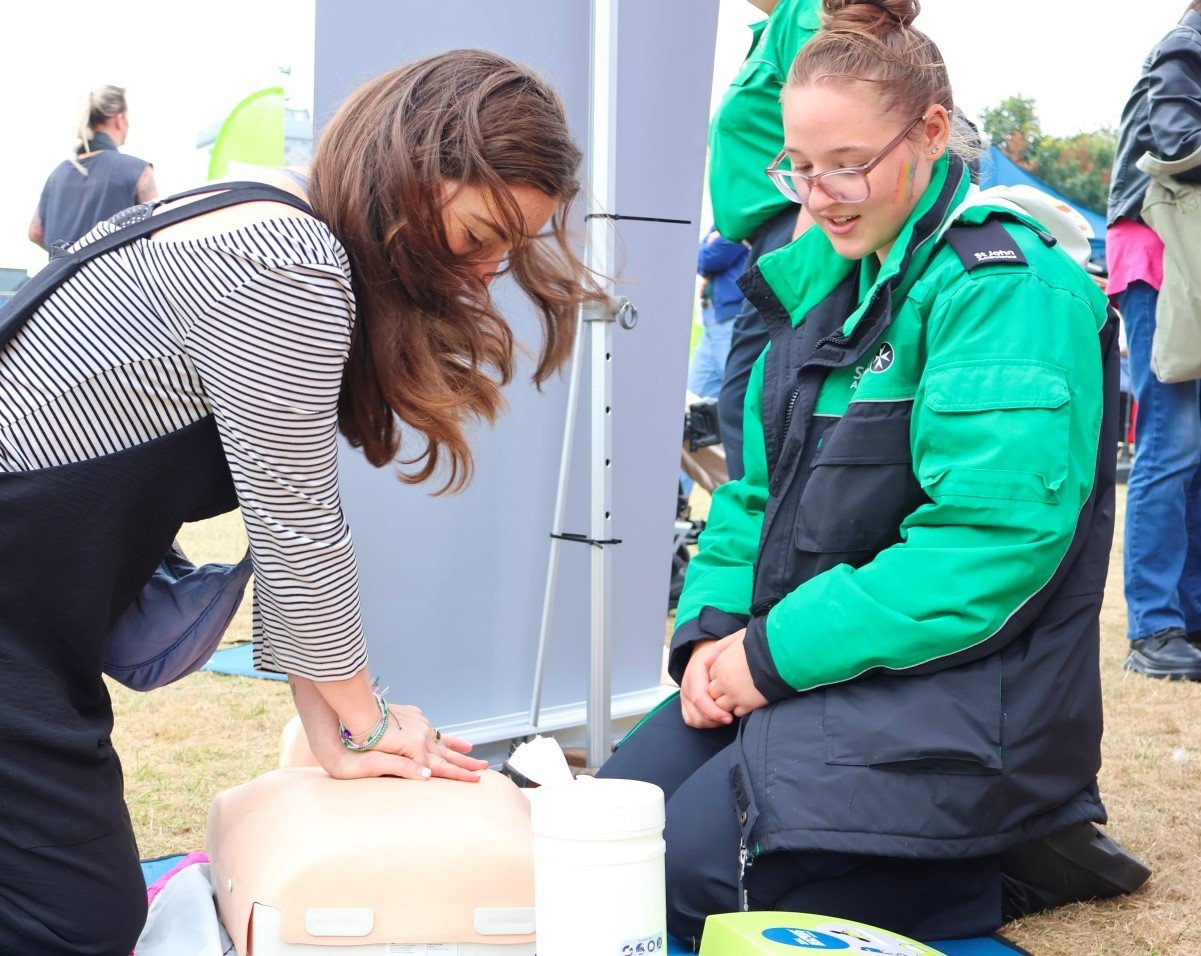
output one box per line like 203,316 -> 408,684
339,690 -> 391,752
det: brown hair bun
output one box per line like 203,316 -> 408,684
822,0 -> 919,33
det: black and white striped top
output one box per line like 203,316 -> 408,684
0,214 -> 367,681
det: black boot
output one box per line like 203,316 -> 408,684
999,822 -> 1151,920
1125,627 -> 1201,680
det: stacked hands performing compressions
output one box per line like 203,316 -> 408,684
680,631 -> 769,728
327,703 -> 488,783
289,675 -> 490,783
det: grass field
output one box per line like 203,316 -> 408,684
111,487 -> 1201,954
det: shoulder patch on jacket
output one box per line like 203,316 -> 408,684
945,218 -> 1028,272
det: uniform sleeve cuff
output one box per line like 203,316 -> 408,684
743,614 -> 796,703
667,607 -> 751,685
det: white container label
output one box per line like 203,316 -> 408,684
619,933 -> 666,956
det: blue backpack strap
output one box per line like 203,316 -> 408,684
0,182 -> 314,351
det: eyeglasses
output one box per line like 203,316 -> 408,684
765,115 -> 927,205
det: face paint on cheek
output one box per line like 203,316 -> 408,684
893,159 -> 916,205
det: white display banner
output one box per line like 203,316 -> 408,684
314,0 -> 720,759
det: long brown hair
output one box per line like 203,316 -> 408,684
309,50 -> 601,493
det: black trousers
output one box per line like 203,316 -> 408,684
0,418 -> 240,954
0,628 -> 146,954
0,825 -> 146,955
597,701 -> 1002,948
716,207 -> 799,481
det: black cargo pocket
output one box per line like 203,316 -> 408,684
0,730 -> 125,848
794,401 -> 927,554
823,655 -> 1003,774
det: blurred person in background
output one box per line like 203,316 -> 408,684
28,85 -> 158,252
690,227 -> 749,400
1107,1 -> 1201,680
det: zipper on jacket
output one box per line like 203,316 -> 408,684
749,597 -> 778,616
770,382 -> 804,497
737,838 -> 757,911
814,326 -> 854,351
782,383 -> 801,436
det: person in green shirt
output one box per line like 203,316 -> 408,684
601,0 -> 1147,945
710,0 -> 822,481
709,0 -> 821,244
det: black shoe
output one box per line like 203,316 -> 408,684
1125,628 -> 1201,680
999,822 -> 1151,920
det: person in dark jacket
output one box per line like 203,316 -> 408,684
28,85 -> 159,252
599,0 -> 1147,945
1107,2 -> 1201,680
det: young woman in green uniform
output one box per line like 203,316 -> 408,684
600,0 -> 1145,944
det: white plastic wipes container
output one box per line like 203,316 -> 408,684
528,777 -> 666,956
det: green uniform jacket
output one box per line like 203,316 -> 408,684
708,0 -> 822,242
672,154 -> 1118,860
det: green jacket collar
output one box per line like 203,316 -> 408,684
756,154 -> 972,335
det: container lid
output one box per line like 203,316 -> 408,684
529,778 -> 664,839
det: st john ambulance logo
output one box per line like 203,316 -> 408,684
869,342 -> 895,374
974,248 -> 1019,262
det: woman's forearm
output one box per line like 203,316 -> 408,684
290,668 -> 382,744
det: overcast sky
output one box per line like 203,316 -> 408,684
0,0 -> 1189,274
712,0 -> 1187,130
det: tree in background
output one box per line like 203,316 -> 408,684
980,94 -> 1116,215
979,95 -> 1042,167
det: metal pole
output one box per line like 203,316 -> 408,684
586,0 -> 619,770
528,313 -> 585,727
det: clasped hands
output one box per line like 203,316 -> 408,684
679,629 -> 769,729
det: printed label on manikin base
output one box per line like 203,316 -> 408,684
620,932 -> 666,955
